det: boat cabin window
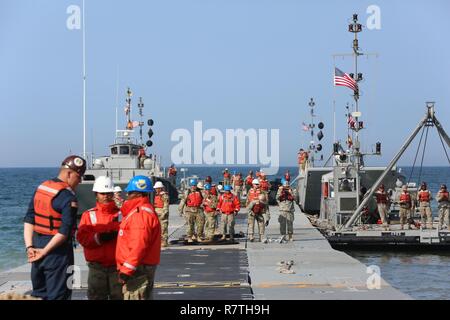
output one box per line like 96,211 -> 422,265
131,147 -> 139,156
338,178 -> 355,192
119,146 -> 130,155
111,147 -> 118,155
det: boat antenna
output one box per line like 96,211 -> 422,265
82,0 -> 87,162
308,98 -> 316,167
115,65 -> 119,134
125,87 -> 132,130
138,97 -> 144,146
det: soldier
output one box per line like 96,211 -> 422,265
247,194 -> 269,242
77,176 -> 122,300
398,185 -> 414,230
178,178 -> 205,243
297,149 -> 309,173
223,168 -> 231,186
276,179 -> 295,241
153,181 -> 170,247
23,155 -> 86,300
417,182 -> 433,229
259,172 -> 271,192
374,184 -> 390,231
232,173 -> 244,201
217,185 -> 240,241
244,171 -> 254,196
168,164 -> 177,186
202,184 -> 219,241
436,184 -> 449,230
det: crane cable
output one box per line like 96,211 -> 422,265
437,129 -> 450,165
417,125 -> 430,186
407,125 -> 426,184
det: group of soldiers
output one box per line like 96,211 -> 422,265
374,182 -> 449,231
177,170 -> 297,243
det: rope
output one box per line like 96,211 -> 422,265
417,125 -> 430,186
407,126 -> 426,184
437,129 -> 450,165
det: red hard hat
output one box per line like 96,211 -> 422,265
61,155 -> 87,176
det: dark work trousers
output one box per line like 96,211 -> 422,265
30,233 -> 75,300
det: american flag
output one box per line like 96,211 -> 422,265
347,115 -> 356,128
334,67 -> 358,91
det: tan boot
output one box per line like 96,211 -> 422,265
288,234 -> 293,242
220,235 -> 226,240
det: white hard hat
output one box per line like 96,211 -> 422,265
154,181 -> 164,189
217,184 -> 223,191
93,176 -> 115,193
114,186 -> 122,193
197,181 -> 204,189
252,179 -> 260,185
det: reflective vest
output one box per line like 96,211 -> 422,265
154,192 -> 167,209
218,193 -> 240,214
203,195 -> 217,213
248,188 -> 261,202
245,176 -> 253,186
116,198 -> 161,276
418,190 -> 431,202
33,180 -> 73,236
77,202 -> 121,267
186,191 -> 203,207
223,172 -> 231,179
233,177 -> 243,186
375,191 -> 388,204
285,173 -> 291,181
260,180 -> 269,191
438,191 -> 449,202
399,193 -> 412,208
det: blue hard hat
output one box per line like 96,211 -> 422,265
189,178 -> 198,186
224,185 -> 232,191
125,175 -> 154,193
204,183 -> 211,191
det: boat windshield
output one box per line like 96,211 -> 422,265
119,146 -> 130,155
111,147 -> 118,155
338,178 -> 355,192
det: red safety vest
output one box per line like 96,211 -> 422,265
33,180 -> 73,236
418,190 -> 431,202
186,191 -> 203,207
438,191 -> 449,202
154,192 -> 167,209
202,195 -> 217,213
223,172 -> 231,179
399,193 -> 411,203
217,193 -> 240,214
260,180 -> 270,191
248,188 -> 261,202
245,176 -> 253,186
375,191 -> 388,204
233,177 -> 243,186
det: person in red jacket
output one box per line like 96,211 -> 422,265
217,185 -> 240,241
77,176 -> 122,300
116,176 -> 161,300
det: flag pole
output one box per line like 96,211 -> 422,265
82,0 -> 87,163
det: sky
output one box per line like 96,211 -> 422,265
0,0 -> 449,168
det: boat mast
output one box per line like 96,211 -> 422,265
308,98 -> 316,167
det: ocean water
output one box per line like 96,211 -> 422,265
0,166 -> 449,300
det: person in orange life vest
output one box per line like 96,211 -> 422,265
259,172 -> 271,192
398,185 -> 414,230
232,173 -> 244,201
178,178 -> 205,243
168,164 -> 177,186
436,184 -> 449,230
202,184 -> 219,241
217,185 -> 240,240
138,146 -> 146,169
298,149 -> 309,173
244,171 -> 254,196
153,181 -> 170,247
246,179 -> 268,207
116,176 -> 161,300
277,179 -> 295,241
223,168 -> 231,186
417,182 -> 433,229
284,170 -> 291,182
77,176 -> 122,300
113,186 -> 124,208
23,155 -> 86,300
373,184 -> 390,230
247,194 -> 269,242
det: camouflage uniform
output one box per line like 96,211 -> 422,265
398,191 -> 413,230
154,191 -> 170,246
122,265 -> 157,300
417,190 -> 433,229
87,262 -> 123,300
247,199 -> 269,241
437,190 -> 449,230
202,191 -> 218,240
277,186 -> 295,239
178,189 -> 205,241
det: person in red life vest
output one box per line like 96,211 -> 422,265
259,172 -> 271,192
77,176 -> 122,300
247,194 -> 269,242
232,173 -> 244,201
202,184 -> 219,241
113,186 -> 124,208
23,155 -> 86,300
223,168 -> 231,186
168,164 -> 177,186
398,185 -> 414,230
153,181 -> 170,247
436,184 -> 449,230
244,171 -> 254,196
116,176 -> 161,300
178,178 -> 205,243
138,146 -> 146,169
246,179 -> 269,207
373,184 -> 390,231
217,185 -> 240,241
416,182 -> 433,229
297,149 -> 309,173
277,179 -> 295,241
284,170 -> 291,182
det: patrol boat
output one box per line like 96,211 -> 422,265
309,14 -> 450,249
76,88 -> 178,213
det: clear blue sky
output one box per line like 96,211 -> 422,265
1,0 -> 449,167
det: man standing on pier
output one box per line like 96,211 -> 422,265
23,155 -> 86,300
276,179 -> 295,242
153,181 -> 170,247
417,182 -> 433,229
399,185 -> 414,230
374,184 -> 390,231
436,184 -> 449,230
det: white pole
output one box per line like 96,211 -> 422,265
115,65 -> 119,133
82,0 -> 86,161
